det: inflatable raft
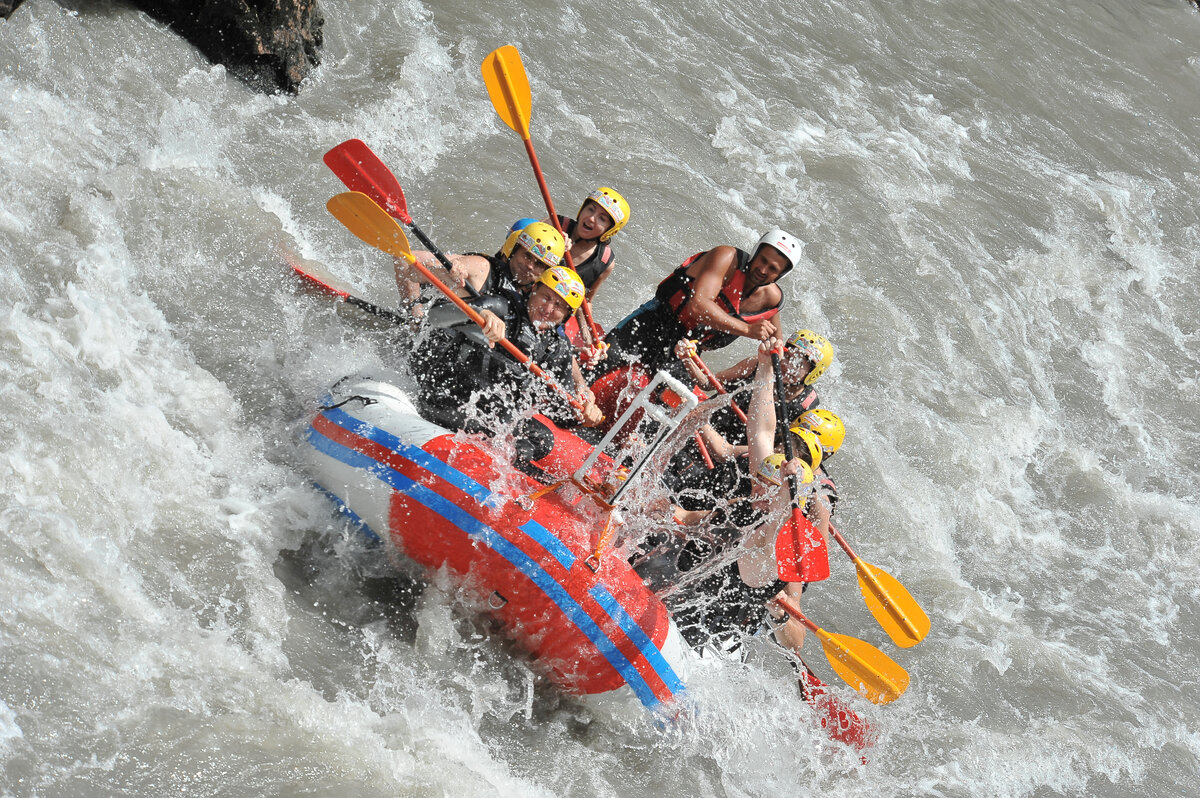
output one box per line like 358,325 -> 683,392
301,374 -> 694,712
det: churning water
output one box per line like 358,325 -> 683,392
2,0 -> 1199,795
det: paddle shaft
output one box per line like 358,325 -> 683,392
324,140 -> 483,300
484,47 -> 603,344
773,595 -> 909,702
289,258 -> 409,325
690,352 -> 748,423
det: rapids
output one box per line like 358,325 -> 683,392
2,1 -> 1199,795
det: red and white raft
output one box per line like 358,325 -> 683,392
302,375 -> 691,712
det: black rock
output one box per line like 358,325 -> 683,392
1,0 -> 26,20
129,0 -> 324,94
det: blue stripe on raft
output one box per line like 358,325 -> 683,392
518,519 -> 576,571
319,405 -> 495,507
589,584 -> 686,695
313,481 -> 382,543
306,420 -> 678,709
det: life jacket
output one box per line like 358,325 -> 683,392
653,248 -> 784,349
477,253 -> 525,304
558,214 -> 614,289
412,296 -> 575,428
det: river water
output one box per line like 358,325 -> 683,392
2,1 -> 1199,795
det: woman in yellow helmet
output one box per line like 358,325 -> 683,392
554,187 -> 630,300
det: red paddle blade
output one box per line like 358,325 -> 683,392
799,662 -> 873,752
776,509 -> 831,582
323,139 -> 411,223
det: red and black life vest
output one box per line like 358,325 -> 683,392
653,248 -> 784,350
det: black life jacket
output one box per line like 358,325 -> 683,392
412,296 -> 576,429
557,215 -> 615,289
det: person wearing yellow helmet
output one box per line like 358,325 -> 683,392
633,337 -> 830,657
554,187 -> 630,300
409,263 -> 602,435
605,228 -> 803,374
395,220 -> 566,302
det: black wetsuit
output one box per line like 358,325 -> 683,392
409,295 -> 576,433
557,215 -> 615,291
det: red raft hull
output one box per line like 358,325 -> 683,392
303,376 -> 688,711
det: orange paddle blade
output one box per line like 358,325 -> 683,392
775,509 -> 830,582
856,559 -> 930,648
326,192 -> 414,262
815,628 -> 909,705
481,45 -> 532,138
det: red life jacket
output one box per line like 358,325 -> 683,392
654,248 -> 783,349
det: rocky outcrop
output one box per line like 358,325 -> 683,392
129,0 -> 323,94
1,0 -> 26,20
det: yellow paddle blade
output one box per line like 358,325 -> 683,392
481,45 -> 532,138
816,628 -> 909,705
326,191 -> 414,262
857,559 -> 931,648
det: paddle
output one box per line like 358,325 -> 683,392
771,350 -> 830,582
322,138 -> 483,300
830,523 -> 930,648
773,595 -> 909,705
326,190 -> 583,410
287,254 -> 408,325
480,45 -> 603,347
688,349 -> 748,424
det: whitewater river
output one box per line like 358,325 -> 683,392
3,1 -> 1199,795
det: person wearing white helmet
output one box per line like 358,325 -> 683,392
606,228 -> 803,374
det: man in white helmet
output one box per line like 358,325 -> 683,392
605,228 -> 803,374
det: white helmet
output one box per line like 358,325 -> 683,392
754,228 -> 804,273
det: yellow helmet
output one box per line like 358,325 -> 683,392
538,266 -> 586,311
785,425 -> 823,471
502,221 -> 565,268
755,453 -> 814,487
579,187 -> 630,242
786,329 -> 834,386
795,408 -> 844,459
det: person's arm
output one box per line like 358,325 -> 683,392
714,355 -> 757,386
673,339 -> 709,386
746,340 -> 779,470
570,358 -> 604,427
394,251 -> 492,297
770,582 -> 808,652
677,247 -> 778,341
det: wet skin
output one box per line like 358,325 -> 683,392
510,247 -> 547,287
528,283 -> 572,329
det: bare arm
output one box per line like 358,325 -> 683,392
677,247 -> 778,341
394,251 -> 493,297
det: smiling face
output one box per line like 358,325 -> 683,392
509,247 -> 545,286
747,245 -> 791,287
527,283 -> 573,328
575,200 -> 614,242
